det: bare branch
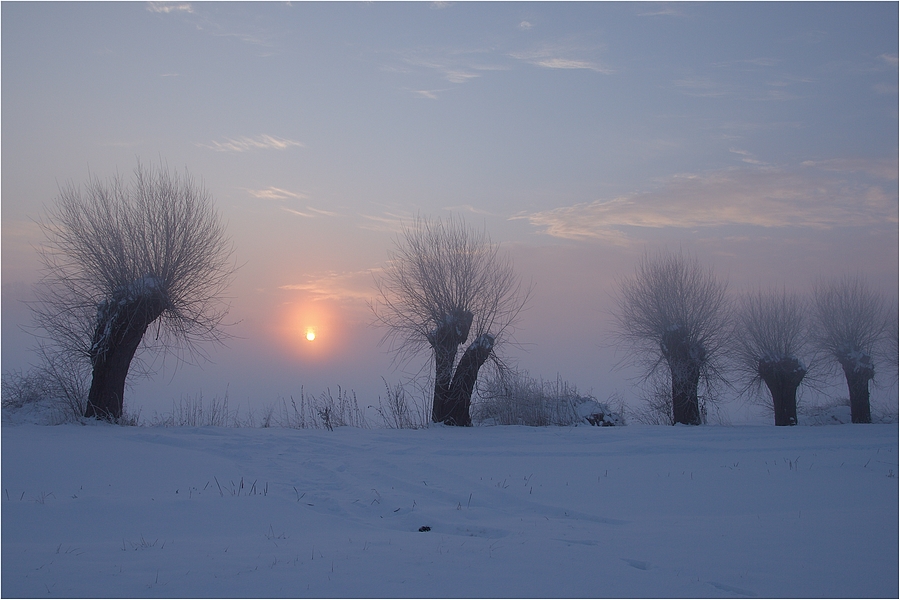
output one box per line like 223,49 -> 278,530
371,215 -> 530,425
811,274 -> 892,423
613,249 -> 730,424
29,161 -> 236,420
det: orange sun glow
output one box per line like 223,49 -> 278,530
306,328 -> 316,342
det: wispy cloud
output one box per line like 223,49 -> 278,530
200,135 -> 303,152
637,6 -> 682,17
673,76 -> 733,98
279,204 -> 340,219
444,70 -> 481,84
413,89 -> 441,100
146,2 -> 194,14
279,270 -> 374,303
358,211 -> 414,233
801,157 -> 898,180
399,52 -> 507,89
518,21 -> 534,31
246,187 -> 309,201
510,47 -> 613,74
729,148 -> 767,166
878,53 -> 899,66
520,164 -> 898,243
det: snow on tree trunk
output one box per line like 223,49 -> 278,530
444,333 -> 495,426
427,309 -> 473,424
84,277 -> 168,421
662,326 -> 704,425
838,351 -> 874,424
758,356 -> 807,426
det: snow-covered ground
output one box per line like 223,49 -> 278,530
2,421 -> 897,598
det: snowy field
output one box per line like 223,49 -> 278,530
2,421 -> 897,598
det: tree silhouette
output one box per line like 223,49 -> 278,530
32,162 -> 235,421
812,275 -> 892,424
733,289 -> 809,426
373,216 -> 529,426
614,250 -> 730,425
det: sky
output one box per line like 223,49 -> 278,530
2,2 -> 898,421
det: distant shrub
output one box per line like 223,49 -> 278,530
1,363 -> 88,425
375,379 -> 428,429
274,387 -> 367,430
473,369 -> 622,427
2,369 -> 51,410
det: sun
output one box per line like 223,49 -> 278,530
306,328 -> 316,342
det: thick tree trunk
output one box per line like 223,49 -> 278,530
427,309 -> 473,424
430,342 -> 457,424
669,360 -> 702,425
443,334 -> 494,426
759,357 -> 807,426
662,327 -> 704,425
839,353 -> 874,424
84,281 -> 168,421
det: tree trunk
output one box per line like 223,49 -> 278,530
662,327 -> 704,425
669,360 -> 702,425
444,334 -> 494,426
759,357 -> 807,426
839,354 -> 874,424
427,309 -> 473,424
85,282 -> 168,421
431,341 -> 457,424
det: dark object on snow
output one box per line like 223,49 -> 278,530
586,412 -> 617,426
577,399 -> 623,426
418,526 -> 431,532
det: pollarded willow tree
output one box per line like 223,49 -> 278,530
614,250 -> 730,425
812,275 -> 892,424
372,215 -> 530,426
733,289 -> 809,426
32,162 -> 235,421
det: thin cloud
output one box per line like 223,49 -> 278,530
673,76 -> 732,98
520,165 -> 898,242
510,48 -> 613,74
519,21 -> 534,31
801,157 -> 898,180
279,270 -> 374,303
358,212 -> 413,234
146,2 -> 194,14
637,7 -> 682,17
247,187 -> 309,201
442,204 -> 496,216
200,135 -> 303,152
400,52 -> 507,86
729,148 -> 767,166
281,207 -> 316,218
278,205 -> 339,218
445,70 -> 480,84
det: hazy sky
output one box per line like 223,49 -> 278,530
2,2 -> 897,420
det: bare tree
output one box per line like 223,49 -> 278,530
614,250 -> 730,425
31,162 -> 235,421
812,275 -> 892,424
733,289 -> 809,426
372,215 -> 529,426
